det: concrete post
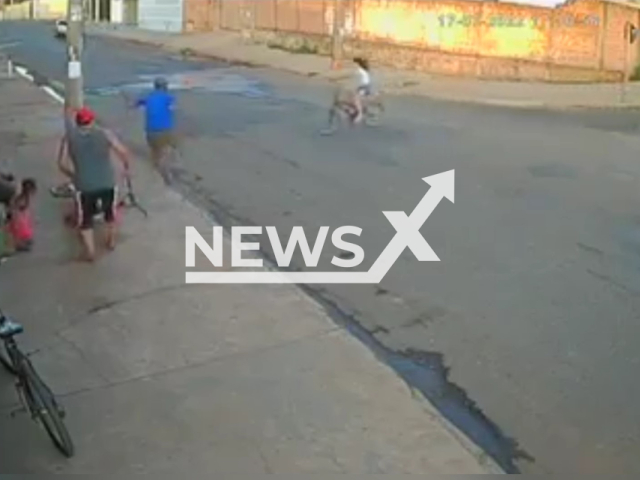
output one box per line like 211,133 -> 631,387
331,0 -> 344,69
623,35 -> 629,103
66,0 -> 84,110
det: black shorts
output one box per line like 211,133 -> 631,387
146,130 -> 177,158
75,188 -> 116,229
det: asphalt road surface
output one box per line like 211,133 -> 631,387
3,20 -> 640,474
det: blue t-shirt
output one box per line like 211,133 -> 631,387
136,90 -> 175,133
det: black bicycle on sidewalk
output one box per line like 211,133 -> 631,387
0,309 -> 74,457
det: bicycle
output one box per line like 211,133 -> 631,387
50,176 -> 149,219
321,84 -> 385,135
0,310 -> 75,457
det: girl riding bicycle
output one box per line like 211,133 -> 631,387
352,57 -> 372,124
322,56 -> 375,134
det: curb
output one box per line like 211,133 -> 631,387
10,63 -> 64,104
91,29 -> 323,73
404,94 -> 640,111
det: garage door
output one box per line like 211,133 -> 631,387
138,0 -> 183,32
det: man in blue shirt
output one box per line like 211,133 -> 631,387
135,77 -> 177,167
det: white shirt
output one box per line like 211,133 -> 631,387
356,67 -> 371,87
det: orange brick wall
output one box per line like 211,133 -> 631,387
348,0 -> 606,66
547,0 -> 603,68
255,0 -> 276,30
185,0 -> 219,32
182,0 -> 640,82
601,2 -> 640,71
220,0 -> 243,30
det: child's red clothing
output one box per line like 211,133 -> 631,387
8,208 -> 33,243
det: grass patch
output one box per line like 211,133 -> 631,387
180,47 -> 196,57
267,41 -> 319,55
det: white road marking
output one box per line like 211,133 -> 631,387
42,85 -> 64,104
9,62 -> 65,104
14,65 -> 33,82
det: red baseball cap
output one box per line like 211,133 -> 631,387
75,107 -> 95,126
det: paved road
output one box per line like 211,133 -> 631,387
3,20 -> 640,474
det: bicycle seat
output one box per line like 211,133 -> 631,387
0,316 -> 23,339
50,183 -> 76,198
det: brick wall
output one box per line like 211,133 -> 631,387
182,0 -> 640,82
185,0 -> 219,32
600,2 -> 640,71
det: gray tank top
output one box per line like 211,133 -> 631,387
67,126 -> 115,192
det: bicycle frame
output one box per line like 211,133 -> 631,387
0,310 -> 74,457
324,96 -> 382,134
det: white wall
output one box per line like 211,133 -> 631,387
111,0 -> 123,23
137,0 -> 183,32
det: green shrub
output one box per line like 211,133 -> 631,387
267,40 -> 318,55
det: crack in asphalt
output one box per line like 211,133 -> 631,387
54,333 -> 112,385
0,321 -> 342,413
34,323 -> 341,403
59,283 -> 192,333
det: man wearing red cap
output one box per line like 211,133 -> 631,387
57,106 -> 132,262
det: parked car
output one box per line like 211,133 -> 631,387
54,19 -> 67,38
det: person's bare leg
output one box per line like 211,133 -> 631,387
322,102 -> 340,135
353,94 -> 364,124
105,221 -> 116,250
150,144 -> 162,169
78,228 -> 96,262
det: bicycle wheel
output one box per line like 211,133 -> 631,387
364,102 -> 383,126
21,356 -> 74,457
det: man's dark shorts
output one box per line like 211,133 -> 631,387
75,188 -> 116,230
146,130 -> 176,158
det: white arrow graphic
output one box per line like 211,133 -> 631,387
185,170 -> 455,284
367,169 -> 454,283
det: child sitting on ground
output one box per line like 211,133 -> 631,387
6,178 -> 37,252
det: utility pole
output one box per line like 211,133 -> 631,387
66,0 -> 84,110
621,22 -> 639,103
330,0 -> 344,69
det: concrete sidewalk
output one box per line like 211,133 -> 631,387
0,71 -> 501,472
88,22 -> 640,110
